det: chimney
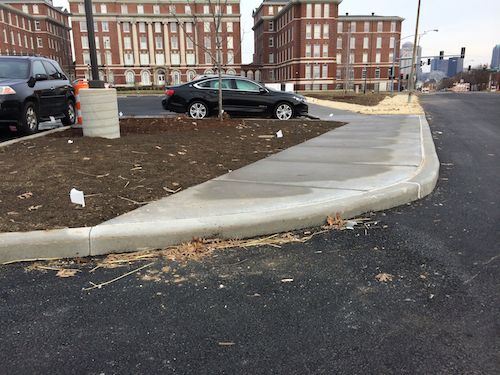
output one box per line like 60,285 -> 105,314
372,12 -> 375,16
345,12 -> 348,16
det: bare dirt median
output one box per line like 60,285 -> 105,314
0,117 -> 343,232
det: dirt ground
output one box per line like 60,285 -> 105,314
0,117 -> 343,232
304,92 -> 388,106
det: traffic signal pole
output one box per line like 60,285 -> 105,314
84,0 -> 104,88
408,0 -> 422,104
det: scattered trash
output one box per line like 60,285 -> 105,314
257,135 -> 274,139
219,284 -> 225,289
375,273 -> 394,282
119,111 -> 123,117
281,278 -> 294,283
67,140 -> 73,144
49,116 -> 56,123
17,192 -> 33,200
70,188 -> 85,207
28,205 -> 43,211
56,269 -> 79,278
218,342 -> 235,346
276,130 -> 283,138
329,113 -> 334,117
345,220 -> 358,230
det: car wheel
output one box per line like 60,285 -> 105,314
275,102 -> 293,120
62,100 -> 76,126
188,101 -> 208,119
18,102 -> 39,135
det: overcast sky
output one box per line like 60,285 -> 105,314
54,0 -> 500,67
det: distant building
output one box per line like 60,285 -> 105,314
491,44 -> 500,69
243,0 -> 404,92
0,0 -> 72,75
400,42 -> 421,78
447,57 -> 464,77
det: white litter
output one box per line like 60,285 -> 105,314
329,113 -> 334,117
119,111 -> 123,117
67,140 -> 73,144
49,116 -> 56,123
345,220 -> 358,230
70,188 -> 85,207
281,278 -> 294,283
276,130 -> 283,138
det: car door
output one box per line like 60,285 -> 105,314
229,79 -> 269,114
31,60 -> 53,117
197,78 -> 232,112
42,60 -> 66,115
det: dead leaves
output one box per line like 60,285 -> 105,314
28,264 -> 80,278
56,269 -> 79,278
375,273 -> 394,282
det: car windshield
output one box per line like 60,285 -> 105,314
0,59 -> 30,79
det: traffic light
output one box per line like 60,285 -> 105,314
468,65 -> 471,72
439,51 -> 444,60
406,74 -> 409,80
420,60 -> 423,67
427,58 -> 431,65
460,47 -> 466,59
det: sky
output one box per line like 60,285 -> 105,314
53,0 -> 500,67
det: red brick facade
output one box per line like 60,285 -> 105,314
69,0 -> 242,87
0,1 -> 72,76
243,1 -> 403,92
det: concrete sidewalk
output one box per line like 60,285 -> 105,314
0,114 -> 439,263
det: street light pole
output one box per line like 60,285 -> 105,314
84,0 -> 104,88
408,0 -> 422,103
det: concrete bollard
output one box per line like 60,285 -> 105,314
79,88 -> 120,139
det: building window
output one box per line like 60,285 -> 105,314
186,37 -> 194,49
227,22 -> 233,33
83,52 -> 90,64
389,52 -> 394,63
170,36 -> 178,49
186,22 -> 193,33
227,36 -> 233,49
305,64 -> 311,79
349,53 -> 355,63
322,44 -> 328,57
377,22 -> 383,32
125,71 -> 135,84
185,5 -> 192,14
269,37 -> 274,47
227,5 -> 233,14
140,53 -> 149,65
35,21 -> 41,31
204,5 -> 209,14
155,23 -> 162,33
306,24 -> 312,39
337,22 -> 343,33
363,37 -> 369,49
305,44 -> 311,57
205,52 -> 212,64
362,68 -> 367,79
269,53 -> 274,63
391,21 -> 396,32
186,53 -> 195,65
322,64 -> 328,78
123,22 -> 130,33
350,37 -> 355,49
140,36 -> 147,50
156,53 -> 165,65
313,65 -> 320,79
227,50 -> 234,64
204,36 -> 211,49
376,52 -> 381,63
170,23 -> 177,33
171,52 -> 180,65
139,22 -> 145,33
33,5 -> 39,14
336,37 -> 342,49
269,20 -> 274,31
363,52 -> 368,63
124,37 -> 132,49
324,4 -> 329,18
323,24 -> 329,39
103,36 -> 111,49
376,37 -> 382,49
124,53 -> 134,65
94,36 -> 100,49
314,4 -> 321,18
78,4 -> 84,14
306,4 -> 312,18
375,68 -> 380,79
389,37 -> 395,49
269,6 -> 274,15
169,5 -> 176,13
153,5 -> 160,15
137,5 -> 144,14
153,36 -> 162,49
100,4 -> 107,14
102,21 -> 109,32
314,24 -> 321,39
313,45 -> 320,58
81,36 -> 89,49
105,51 -> 112,65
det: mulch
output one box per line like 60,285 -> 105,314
0,117 -> 343,232
306,93 -> 388,106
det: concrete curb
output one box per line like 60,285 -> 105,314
0,116 -> 439,264
0,126 -> 70,149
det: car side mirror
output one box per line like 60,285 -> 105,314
35,73 -> 48,81
259,87 -> 267,94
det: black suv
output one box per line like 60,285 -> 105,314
162,75 -> 308,120
0,56 -> 76,134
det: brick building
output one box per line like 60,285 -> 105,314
69,0 -> 242,87
243,0 -> 403,92
0,0 -> 72,76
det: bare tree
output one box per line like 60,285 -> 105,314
170,0 -> 237,121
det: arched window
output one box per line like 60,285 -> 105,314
247,70 -> 254,80
255,70 -> 261,82
187,70 -> 196,82
204,69 -> 214,75
172,71 -> 181,85
141,70 -> 151,85
227,68 -> 236,76
125,71 -> 135,85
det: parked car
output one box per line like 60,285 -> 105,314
162,75 -> 308,120
0,56 -> 76,134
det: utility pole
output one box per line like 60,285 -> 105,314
84,0 -> 104,88
408,0 -> 422,103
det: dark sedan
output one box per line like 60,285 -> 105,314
162,75 -> 308,120
0,56 -> 76,134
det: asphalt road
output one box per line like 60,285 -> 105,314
0,93 -> 499,374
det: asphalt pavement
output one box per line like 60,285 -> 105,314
0,92 -> 498,374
